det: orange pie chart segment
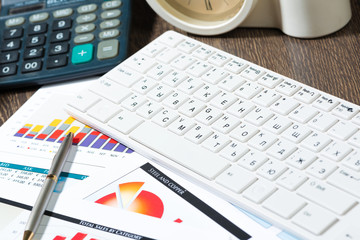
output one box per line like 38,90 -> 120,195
119,182 -> 144,207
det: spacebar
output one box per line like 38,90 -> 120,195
129,121 -> 230,180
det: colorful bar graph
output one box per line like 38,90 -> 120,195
71,232 -> 87,240
14,117 -> 133,153
47,117 -> 75,142
91,134 -> 109,149
80,131 -> 100,147
36,119 -> 62,140
114,143 -> 127,152
14,124 -> 33,137
25,125 -> 44,139
103,139 -> 118,150
53,236 -> 66,240
73,126 -> 92,145
58,126 -> 80,143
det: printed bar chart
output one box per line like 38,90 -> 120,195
14,124 -> 33,137
52,232 -> 98,240
47,117 -> 76,142
36,119 -> 62,140
13,117 -> 133,153
25,125 -> 44,139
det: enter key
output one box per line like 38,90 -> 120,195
328,168 -> 360,198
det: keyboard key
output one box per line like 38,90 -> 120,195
328,121 -> 358,140
332,103 -> 359,120
298,179 -> 356,215
263,189 -> 306,219
327,168 -> 360,198
89,78 -> 131,104
292,204 -> 337,235
67,90 -> 101,112
240,65 -> 264,81
243,179 -> 276,204
87,100 -> 120,123
130,121 -> 230,180
215,165 -> 257,193
108,110 -> 144,134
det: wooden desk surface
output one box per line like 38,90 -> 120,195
1,0 -> 359,126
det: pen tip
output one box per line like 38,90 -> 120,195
23,230 -> 34,240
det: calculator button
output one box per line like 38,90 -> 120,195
26,35 -> 46,47
74,33 -> 95,44
97,39 -> 119,60
4,27 -> 23,39
76,14 -> 97,24
24,47 -> 44,59
99,29 -> 120,40
28,23 -> 48,35
102,0 -> 122,10
100,19 -> 121,29
5,17 -> 25,27
1,39 -> 21,51
29,12 -> 49,23
49,42 -> 69,55
101,10 -> 121,19
0,64 -> 17,76
52,19 -> 72,31
72,44 -> 93,64
77,4 -> 98,14
53,8 -> 73,18
47,54 -> 68,69
22,59 -> 42,73
50,30 -> 71,43
75,23 -> 96,34
0,51 -> 19,63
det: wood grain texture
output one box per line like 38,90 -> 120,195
1,0 -> 359,126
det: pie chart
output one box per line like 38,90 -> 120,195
94,182 -> 164,218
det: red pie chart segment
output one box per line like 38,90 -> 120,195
95,192 -> 118,207
94,182 -> 164,218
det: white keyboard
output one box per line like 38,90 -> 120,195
66,31 -> 360,240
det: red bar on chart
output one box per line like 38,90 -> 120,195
36,119 -> 62,140
73,126 -> 92,144
71,232 -> 87,240
25,125 -> 44,139
14,124 -> 33,137
53,236 -> 66,240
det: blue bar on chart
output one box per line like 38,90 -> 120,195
91,134 -> 109,149
79,130 -> 100,147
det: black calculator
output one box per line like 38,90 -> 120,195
0,0 -> 131,88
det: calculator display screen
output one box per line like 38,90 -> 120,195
1,0 -> 87,15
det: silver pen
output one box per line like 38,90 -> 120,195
23,132 -> 74,240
